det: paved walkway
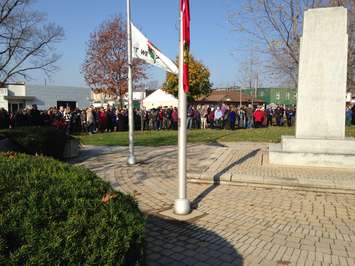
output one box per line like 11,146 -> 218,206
188,143 -> 355,192
74,144 -> 355,266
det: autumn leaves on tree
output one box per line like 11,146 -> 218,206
163,54 -> 212,101
82,15 -> 212,103
82,16 -> 147,104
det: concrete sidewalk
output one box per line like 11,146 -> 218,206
76,142 -> 355,193
74,143 -> 355,265
187,142 -> 355,193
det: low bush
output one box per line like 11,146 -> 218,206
0,127 -> 67,159
0,153 -> 145,265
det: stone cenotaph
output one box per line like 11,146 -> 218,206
269,7 -> 355,168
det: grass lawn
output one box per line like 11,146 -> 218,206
77,126 -> 355,146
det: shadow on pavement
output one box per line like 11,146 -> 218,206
207,141 -> 227,148
213,149 -> 260,182
145,214 -> 244,266
191,149 -> 260,209
138,148 -> 177,164
69,146 -> 128,164
138,143 -> 202,164
191,184 -> 219,209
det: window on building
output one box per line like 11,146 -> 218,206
8,102 -> 25,113
276,93 -> 280,100
287,93 -> 290,100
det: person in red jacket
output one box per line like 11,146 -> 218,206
253,107 -> 265,128
98,107 -> 107,132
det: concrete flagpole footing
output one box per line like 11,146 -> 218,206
127,155 -> 136,165
174,198 -> 191,215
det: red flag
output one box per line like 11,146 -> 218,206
181,0 -> 190,93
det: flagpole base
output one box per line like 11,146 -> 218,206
127,155 -> 136,165
174,198 -> 190,215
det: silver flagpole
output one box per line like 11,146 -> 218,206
174,1 -> 190,215
127,0 -> 135,165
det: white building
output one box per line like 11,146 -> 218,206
91,90 -> 147,108
0,83 -> 31,112
142,89 -> 178,109
0,83 -> 91,112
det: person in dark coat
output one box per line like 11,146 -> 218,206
30,104 -> 41,126
106,107 -> 114,132
229,108 -> 237,130
0,108 -> 9,129
117,110 -> 125,131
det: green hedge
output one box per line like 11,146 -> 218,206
0,153 -> 145,265
0,127 -> 67,159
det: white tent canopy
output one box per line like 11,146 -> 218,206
142,89 -> 178,109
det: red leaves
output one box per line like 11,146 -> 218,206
82,16 -> 148,98
1,151 -> 17,158
101,192 -> 117,204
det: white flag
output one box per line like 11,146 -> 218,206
131,23 -> 178,75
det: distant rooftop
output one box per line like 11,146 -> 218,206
197,89 -> 263,104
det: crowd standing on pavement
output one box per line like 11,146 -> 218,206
0,103 -> 354,134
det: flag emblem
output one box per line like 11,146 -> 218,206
131,23 -> 178,74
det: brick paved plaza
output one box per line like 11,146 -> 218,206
75,143 -> 355,266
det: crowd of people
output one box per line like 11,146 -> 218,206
0,103 -> 354,134
0,105 -> 130,134
141,104 -> 298,130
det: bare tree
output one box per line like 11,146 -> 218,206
338,0 -> 355,94
229,0 -> 306,87
82,16 -> 148,106
237,47 -> 261,90
229,0 -> 354,91
0,0 -> 64,84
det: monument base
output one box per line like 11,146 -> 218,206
269,136 -> 355,168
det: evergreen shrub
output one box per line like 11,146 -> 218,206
0,153 -> 145,265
